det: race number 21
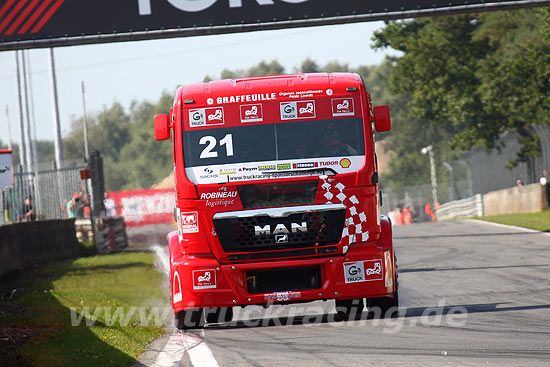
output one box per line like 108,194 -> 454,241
199,134 -> 234,159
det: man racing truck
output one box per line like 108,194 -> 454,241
154,73 -> 397,329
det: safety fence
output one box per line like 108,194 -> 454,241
384,124 -> 550,222
436,183 -> 549,221
1,162 -> 87,224
465,124 -> 550,194
435,194 -> 484,221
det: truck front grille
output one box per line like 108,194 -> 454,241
213,205 -> 346,257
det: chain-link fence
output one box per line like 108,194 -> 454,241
465,126 -> 550,195
1,161 -> 87,224
383,124 -> 550,222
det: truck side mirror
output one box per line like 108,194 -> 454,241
373,106 -> 391,132
154,114 -> 170,141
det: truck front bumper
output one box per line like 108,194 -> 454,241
171,242 -> 395,312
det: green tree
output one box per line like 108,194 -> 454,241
373,10 -> 550,182
118,92 -> 174,190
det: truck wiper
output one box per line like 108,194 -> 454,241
262,167 -> 338,176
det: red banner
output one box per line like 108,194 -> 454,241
108,188 -> 175,228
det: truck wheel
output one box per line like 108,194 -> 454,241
366,290 -> 399,318
205,307 -> 234,324
335,298 -> 364,320
175,308 -> 204,329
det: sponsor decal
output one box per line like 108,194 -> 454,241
188,107 -> 224,127
319,160 -> 339,167
326,89 -> 334,96
215,93 -> 276,104
278,90 -> 323,99
207,98 -> 214,105
280,100 -> 316,120
199,167 -> 218,180
344,261 -> 365,283
258,164 -> 276,171
280,102 -> 297,120
293,162 -> 318,169
220,168 -> 237,175
264,291 -> 302,302
297,100 -> 315,118
193,269 -> 217,290
189,109 -> 205,127
206,107 -> 224,123
239,167 -> 258,172
206,199 -> 235,208
173,271 -> 182,303
200,191 -> 237,200
343,260 -> 383,283
365,259 -> 384,281
277,163 -> 291,170
339,158 -> 351,168
180,211 -> 199,233
332,98 -> 355,116
240,103 -> 263,123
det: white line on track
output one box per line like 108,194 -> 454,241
152,330 -> 219,367
150,244 -> 220,367
465,219 -> 550,236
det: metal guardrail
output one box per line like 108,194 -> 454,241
435,194 -> 484,221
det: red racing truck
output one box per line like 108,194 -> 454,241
154,73 -> 397,328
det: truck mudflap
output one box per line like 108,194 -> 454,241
170,238 -> 395,313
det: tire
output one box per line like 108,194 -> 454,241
205,307 -> 234,324
175,308 -> 204,329
335,298 -> 364,320
366,289 -> 399,318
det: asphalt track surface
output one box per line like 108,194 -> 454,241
138,220 -> 550,366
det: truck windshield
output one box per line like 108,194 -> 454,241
183,118 -> 364,167
182,117 -> 365,184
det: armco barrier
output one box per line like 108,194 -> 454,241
0,219 -> 80,277
483,183 -> 549,216
436,194 -> 484,221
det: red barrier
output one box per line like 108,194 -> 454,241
108,189 -> 175,227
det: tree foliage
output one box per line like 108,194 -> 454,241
373,9 -> 550,178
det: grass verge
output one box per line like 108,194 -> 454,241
475,211 -> 550,232
0,251 -> 167,367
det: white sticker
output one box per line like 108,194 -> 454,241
280,102 -> 297,120
180,211 -> 199,233
193,269 -> 217,289
344,261 -> 365,283
188,107 -> 225,127
332,98 -> 355,116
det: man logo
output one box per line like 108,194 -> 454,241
275,234 -> 289,243
254,222 -> 307,236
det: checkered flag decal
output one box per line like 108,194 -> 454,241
321,177 -> 369,246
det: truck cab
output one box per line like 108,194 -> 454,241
154,73 -> 397,328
